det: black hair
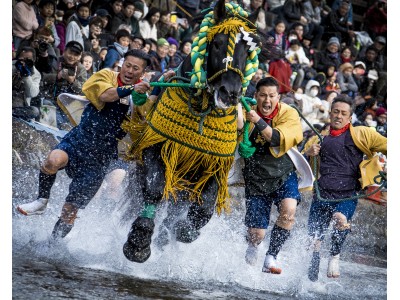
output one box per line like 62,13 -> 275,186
143,7 -> 161,24
331,94 -> 354,114
274,18 -> 287,28
123,0 -> 135,9
144,39 -> 153,47
16,46 -> 36,62
115,29 -> 132,41
179,38 -> 192,52
124,49 -> 151,67
366,45 -> 378,54
147,38 -> 157,46
76,2 -> 91,12
256,77 -> 280,91
38,0 -> 56,9
289,39 -> 301,47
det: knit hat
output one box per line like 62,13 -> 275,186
157,38 -> 170,47
328,37 -> 340,47
134,1 -> 144,13
167,37 -> 179,48
375,107 -> 387,117
339,62 -> 354,73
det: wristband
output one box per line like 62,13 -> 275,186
151,86 -> 161,96
117,85 -> 135,98
255,118 -> 269,132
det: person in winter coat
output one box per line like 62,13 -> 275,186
12,0 -> 39,50
298,79 -> 325,132
65,3 -> 91,52
139,7 -> 160,41
337,62 -> 358,98
102,29 -> 132,71
267,19 -> 289,52
285,38 -> 310,90
314,36 -> 342,73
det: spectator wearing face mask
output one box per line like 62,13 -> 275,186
299,79 -> 325,132
133,1 -> 146,22
359,112 -> 377,130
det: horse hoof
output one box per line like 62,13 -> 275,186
126,217 -> 155,249
174,220 -> 200,243
123,241 -> 151,263
155,226 -> 170,250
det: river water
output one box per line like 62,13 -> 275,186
12,167 -> 387,299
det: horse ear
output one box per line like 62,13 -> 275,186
247,7 -> 261,26
213,0 -> 227,23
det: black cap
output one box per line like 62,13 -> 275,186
95,9 -> 111,18
65,41 -> 83,54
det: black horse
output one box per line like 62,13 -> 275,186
122,0 -> 275,263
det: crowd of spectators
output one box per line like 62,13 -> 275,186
12,0 -> 387,139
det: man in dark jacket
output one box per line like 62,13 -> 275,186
322,0 -> 355,47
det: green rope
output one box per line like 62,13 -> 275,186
238,96 -> 257,158
140,203 -> 156,219
289,104 -> 387,203
150,82 -> 192,88
131,90 -> 147,106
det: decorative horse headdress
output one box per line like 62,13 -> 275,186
190,2 -> 261,95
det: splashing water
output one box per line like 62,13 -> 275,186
12,165 -> 387,299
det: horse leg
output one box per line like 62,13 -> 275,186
174,176 -> 218,243
155,197 -> 189,249
123,143 -> 165,263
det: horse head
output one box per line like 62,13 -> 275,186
187,0 -> 262,110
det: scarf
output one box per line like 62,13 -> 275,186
329,123 -> 350,137
274,33 -> 283,47
114,42 -> 128,57
77,15 -> 89,27
341,55 -> 351,63
117,75 -> 124,87
257,104 -> 279,125
327,51 -> 339,59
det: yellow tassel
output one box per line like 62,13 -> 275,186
206,18 -> 255,42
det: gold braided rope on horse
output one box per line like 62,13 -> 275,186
190,2 -> 260,95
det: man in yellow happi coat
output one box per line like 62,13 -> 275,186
238,77 -> 305,275
303,95 -> 387,281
